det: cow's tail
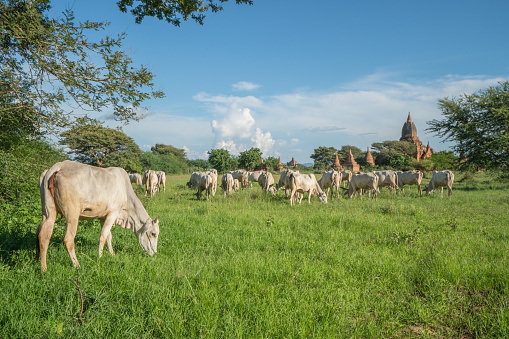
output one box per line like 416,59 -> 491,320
36,164 -> 61,260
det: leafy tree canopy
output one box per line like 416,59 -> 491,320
59,118 -> 142,168
310,146 -> 337,170
430,151 -> 459,171
338,145 -> 362,161
188,159 -> 210,172
238,147 -> 261,171
427,81 -> 509,173
264,156 -> 280,171
151,144 -> 187,161
208,148 -> 232,173
117,0 -> 253,25
0,0 -> 164,137
371,140 -> 416,167
140,151 -> 188,174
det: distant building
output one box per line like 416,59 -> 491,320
277,156 -> 284,172
332,151 -> 343,171
400,112 -> 435,161
365,147 -> 375,166
287,157 -> 298,168
343,150 -> 360,172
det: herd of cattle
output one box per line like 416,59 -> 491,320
36,160 -> 455,273
169,168 -> 456,205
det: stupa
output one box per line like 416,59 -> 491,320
365,147 -> 375,166
399,112 -> 435,161
343,150 -> 360,172
332,151 -> 343,171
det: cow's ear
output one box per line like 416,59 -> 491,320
153,217 -> 160,224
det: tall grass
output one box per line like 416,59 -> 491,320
0,172 -> 508,337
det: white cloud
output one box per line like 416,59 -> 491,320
232,81 -> 261,91
251,128 -> 275,155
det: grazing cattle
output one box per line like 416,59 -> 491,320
247,170 -> 264,188
396,170 -> 423,196
341,170 -> 352,188
187,172 -> 201,189
317,170 -> 342,199
233,179 -> 240,192
373,170 -> 398,192
425,170 -> 454,198
229,170 -> 249,189
277,169 -> 299,196
346,172 -> 379,200
129,173 -> 143,187
196,172 -> 213,200
221,173 -> 234,198
289,172 -> 328,206
205,169 -> 218,197
144,170 -> 158,197
155,171 -> 166,193
258,171 -> 277,195
36,161 -> 160,273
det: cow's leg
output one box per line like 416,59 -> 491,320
63,212 -> 80,269
417,184 -> 421,196
98,214 -> 116,257
448,185 -> 452,197
99,219 -> 115,255
36,212 -> 57,273
440,187 -> 444,198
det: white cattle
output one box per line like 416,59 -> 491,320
36,161 -> 160,273
341,170 -> 352,188
229,170 -> 249,188
277,169 -> 299,196
373,170 -> 398,192
221,173 -> 234,198
144,170 -> 159,197
247,170 -> 265,188
425,170 -> 455,198
317,170 -> 342,199
129,173 -> 143,187
289,172 -> 328,206
346,172 -> 379,200
205,169 -> 218,197
396,170 -> 423,196
187,172 -> 201,189
196,172 -> 213,200
155,171 -> 166,193
233,179 -> 240,192
258,171 -> 277,195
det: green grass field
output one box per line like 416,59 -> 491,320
1,172 -> 508,338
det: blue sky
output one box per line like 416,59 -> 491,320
51,0 -> 509,163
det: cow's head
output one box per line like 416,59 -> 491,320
318,192 -> 328,204
137,217 -> 160,256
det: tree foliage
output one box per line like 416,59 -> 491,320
140,151 -> 188,174
0,0 -> 164,136
430,151 -> 459,171
59,118 -> 142,169
238,147 -> 262,171
151,144 -> 187,161
188,159 -> 210,172
117,0 -> 253,25
208,148 -> 232,173
264,156 -> 280,171
427,81 -> 509,173
338,145 -> 362,162
310,146 -> 337,170
371,140 -> 416,167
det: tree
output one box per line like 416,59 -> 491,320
151,144 -> 187,161
338,145 -> 362,162
208,149 -> 232,173
430,151 -> 459,171
371,140 -> 416,167
59,118 -> 142,168
118,0 -> 253,25
140,151 -> 188,174
310,146 -> 337,170
238,147 -> 262,171
0,1 -> 164,137
188,159 -> 210,172
265,156 -> 280,171
427,81 -> 509,173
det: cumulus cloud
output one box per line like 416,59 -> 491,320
232,81 -> 261,91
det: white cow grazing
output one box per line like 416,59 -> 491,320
317,170 -> 342,199
221,173 -> 234,198
37,161 -> 160,273
155,171 -> 166,193
129,173 -> 143,187
277,169 -> 299,197
341,170 -> 353,188
187,172 -> 201,189
258,171 -> 277,195
233,179 -> 240,192
144,170 -> 159,197
426,170 -> 454,198
196,172 -> 213,200
247,170 -> 265,188
229,170 -> 249,189
205,169 -> 218,197
373,170 -> 398,192
289,172 -> 328,206
346,172 -> 379,200
396,170 -> 423,196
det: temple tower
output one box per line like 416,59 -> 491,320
343,150 -> 360,172
365,147 -> 375,166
